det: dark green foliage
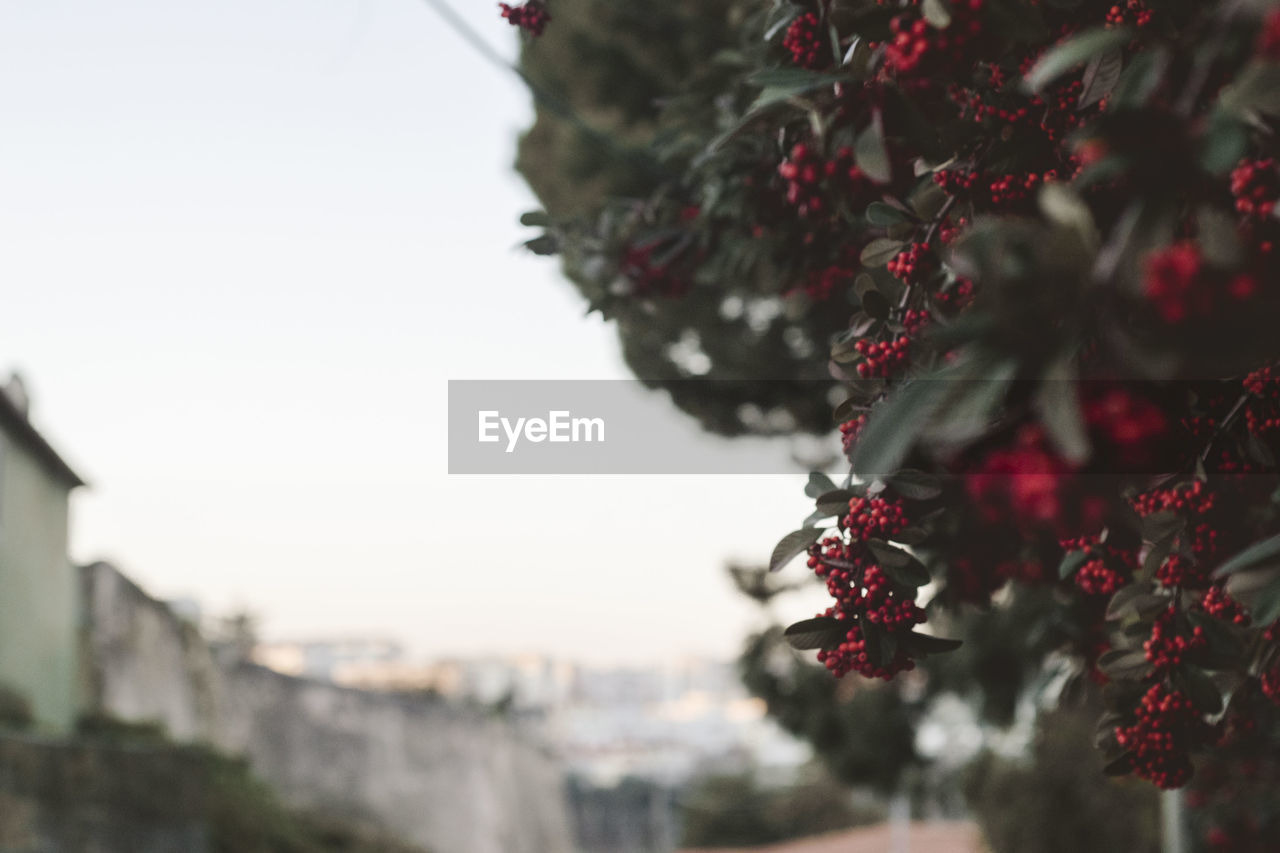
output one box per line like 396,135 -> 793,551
738,625 -> 920,794
965,696 -> 1160,853
0,682 -> 33,730
72,713 -> 426,853
203,752 -> 425,853
679,765 -> 884,849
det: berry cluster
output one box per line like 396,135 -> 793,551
840,414 -> 868,457
1143,241 -> 1259,324
842,495 -> 909,542
792,264 -> 853,301
1105,0 -> 1152,28
1230,158 -> 1280,222
1075,556 -> 1124,597
966,423 -> 1107,536
1082,385 -> 1171,470
1263,661 -> 1280,707
1144,242 -> 1207,324
883,0 -> 986,81
777,143 -> 873,219
783,12 -> 825,69
1134,480 -> 1221,567
1115,683 -> 1216,789
901,308 -> 929,335
1244,364 -> 1280,436
1259,8 -> 1280,62
1143,607 -> 1207,671
815,616 -> 919,680
1201,585 -> 1250,626
1061,536 -> 1137,597
853,335 -> 913,378
499,0 -> 550,36
621,242 -> 690,298
807,501 -> 926,681
887,242 -> 936,285
1156,554 -> 1210,589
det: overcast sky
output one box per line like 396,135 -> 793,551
0,0 -> 827,664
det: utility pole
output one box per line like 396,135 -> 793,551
1162,789 -> 1187,853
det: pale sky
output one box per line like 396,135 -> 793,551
0,0 -> 827,664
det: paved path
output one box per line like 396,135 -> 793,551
680,821 -> 983,853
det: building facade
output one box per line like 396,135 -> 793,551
0,375 -> 84,731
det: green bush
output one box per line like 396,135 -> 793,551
0,683 -> 33,730
680,764 -> 884,849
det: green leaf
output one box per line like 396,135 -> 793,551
903,631 -> 962,656
815,488 -> 860,517
1201,114 -> 1249,174
885,469 -> 943,500
746,68 -> 848,111
855,113 -> 892,184
770,527 -> 825,572
1212,533 -> 1280,578
1225,565 -> 1280,626
1176,666 -> 1223,715
762,5 -> 800,41
1198,206 -> 1244,267
1022,27 -> 1134,94
867,540 -> 932,586
1105,583 -> 1166,620
1097,648 -> 1151,680
850,373 -> 952,478
860,238 -> 906,268
860,289 -> 891,320
866,202 -> 910,227
922,0 -> 952,28
1186,611 -> 1245,660
784,616 -> 848,650
909,181 -> 949,221
1035,357 -> 1090,465
1078,48 -> 1123,109
523,235 -> 558,255
877,629 -> 899,666
1219,61 -> 1280,117
805,472 -> 838,498
1109,46 -> 1168,110
895,526 -> 928,546
866,538 -> 911,567
1059,549 -> 1089,580
1038,184 -> 1099,253
922,357 -> 1018,447
1142,511 -> 1184,543
1102,752 -> 1135,777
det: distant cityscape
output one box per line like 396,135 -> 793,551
251,637 -> 812,787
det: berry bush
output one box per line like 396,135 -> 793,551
511,0 -> 1280,824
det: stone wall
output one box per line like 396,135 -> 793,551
80,562 -> 578,853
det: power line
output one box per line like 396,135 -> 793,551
416,0 -> 663,177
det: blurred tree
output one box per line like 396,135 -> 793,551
679,763 -> 883,848
965,696 -> 1161,853
514,0 -> 845,437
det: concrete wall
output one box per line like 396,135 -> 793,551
81,562 -> 578,853
0,433 -> 77,732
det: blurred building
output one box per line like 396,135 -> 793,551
251,643 -> 811,789
251,637 -> 404,681
0,373 -> 85,731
